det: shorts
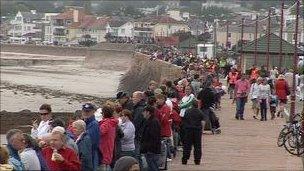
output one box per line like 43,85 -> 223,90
279,99 -> 287,104
251,98 -> 259,109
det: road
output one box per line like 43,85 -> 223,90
170,95 -> 303,170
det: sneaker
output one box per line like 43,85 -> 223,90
253,116 -> 258,120
194,160 -> 201,165
167,158 -> 172,162
240,117 -> 244,120
182,160 -> 187,165
235,116 -> 239,120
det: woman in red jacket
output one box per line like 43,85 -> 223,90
275,75 -> 289,118
99,105 -> 119,170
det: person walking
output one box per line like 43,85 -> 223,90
119,109 -> 136,158
72,120 -> 93,171
258,78 -> 271,121
234,74 -> 250,120
275,75 -> 290,118
228,68 -> 239,99
140,106 -> 161,171
182,100 -> 205,165
249,78 -> 260,119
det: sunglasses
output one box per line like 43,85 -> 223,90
40,112 -> 49,116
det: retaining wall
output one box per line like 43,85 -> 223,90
118,53 -> 182,94
0,110 -> 74,134
1,44 -> 87,56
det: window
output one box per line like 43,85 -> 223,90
121,28 -> 125,34
200,47 -> 207,52
249,34 -> 252,40
27,26 -> 31,31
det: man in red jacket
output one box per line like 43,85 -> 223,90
42,128 -> 81,171
155,93 -> 173,161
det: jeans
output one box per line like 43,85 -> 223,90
162,137 -> 173,159
260,99 -> 267,120
182,128 -> 202,163
134,140 -> 142,168
119,150 -> 136,158
236,97 -> 247,118
144,153 -> 159,171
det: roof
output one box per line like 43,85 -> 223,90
20,12 -> 43,21
108,20 -> 127,27
53,10 -> 74,20
240,33 -> 304,55
135,15 -> 185,25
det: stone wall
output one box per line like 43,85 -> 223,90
1,44 -> 87,56
118,53 -> 182,94
0,110 -> 74,134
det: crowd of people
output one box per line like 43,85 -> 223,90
0,45 -> 303,171
228,65 -> 304,121
107,36 -> 155,45
0,58 -> 229,171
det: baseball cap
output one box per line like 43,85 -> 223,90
82,103 -> 96,112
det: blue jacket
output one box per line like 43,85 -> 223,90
7,144 -> 25,171
77,132 -> 93,171
85,115 -> 100,170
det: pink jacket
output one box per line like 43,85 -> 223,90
99,117 -> 118,165
235,79 -> 250,98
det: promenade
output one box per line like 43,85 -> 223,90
170,95 -> 303,170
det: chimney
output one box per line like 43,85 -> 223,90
73,9 -> 79,22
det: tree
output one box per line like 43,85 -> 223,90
200,6 -> 234,22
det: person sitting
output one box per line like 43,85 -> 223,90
72,120 -> 93,171
42,127 -> 81,171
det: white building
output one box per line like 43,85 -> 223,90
8,10 -> 43,44
43,13 -> 59,44
106,20 -> 134,38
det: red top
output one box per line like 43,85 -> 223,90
42,146 -> 81,171
99,117 -> 118,165
155,104 -> 172,137
228,72 -> 239,84
275,79 -> 289,100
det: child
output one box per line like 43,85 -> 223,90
269,92 -> 278,120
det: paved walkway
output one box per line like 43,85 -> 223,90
170,95 -> 303,170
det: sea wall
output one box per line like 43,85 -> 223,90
1,44 -> 87,56
118,53 -> 182,94
0,110 -> 74,134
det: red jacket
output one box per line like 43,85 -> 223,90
99,117 -> 118,165
275,79 -> 289,100
155,104 -> 173,137
42,146 -> 81,171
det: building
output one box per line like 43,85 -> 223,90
43,13 -> 59,43
133,17 -> 157,38
153,16 -> 189,38
8,10 -> 43,44
167,10 -> 189,21
239,33 -> 304,72
70,17 -> 109,43
51,6 -> 86,44
106,20 -> 134,38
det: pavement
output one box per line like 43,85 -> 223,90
169,95 -> 303,170
0,95 -> 303,170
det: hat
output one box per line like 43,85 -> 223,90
51,126 -> 65,134
116,92 -> 127,99
82,103 -> 96,112
113,156 -> 139,171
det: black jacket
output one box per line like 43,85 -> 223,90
140,116 -> 161,154
183,107 -> 206,130
122,99 -> 134,111
132,99 -> 146,141
197,87 -> 216,109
